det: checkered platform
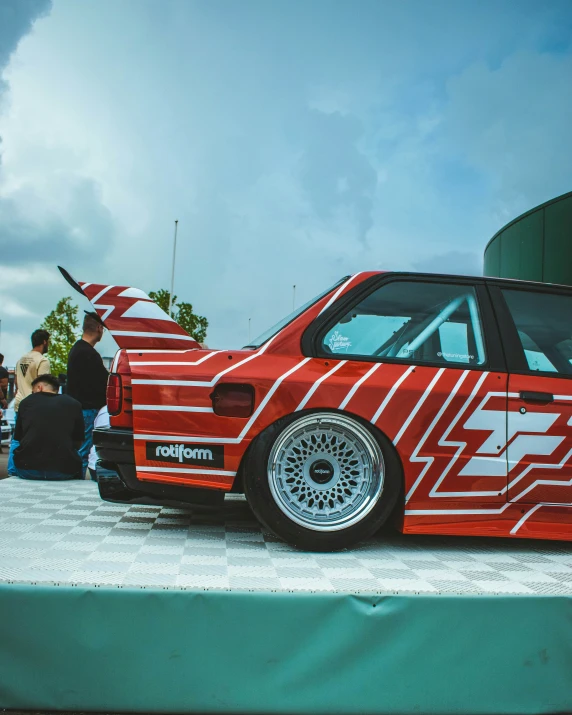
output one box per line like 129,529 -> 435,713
1,478 -> 571,595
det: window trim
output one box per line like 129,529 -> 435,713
303,273 -> 506,372
488,282 -> 572,379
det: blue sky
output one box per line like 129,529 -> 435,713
0,0 -> 571,364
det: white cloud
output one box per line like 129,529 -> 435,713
0,295 -> 36,318
0,264 -> 59,286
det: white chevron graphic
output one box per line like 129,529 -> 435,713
428,375 -> 501,499
405,370 -> 469,503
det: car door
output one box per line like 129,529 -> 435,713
489,284 -> 572,505
313,276 -> 509,507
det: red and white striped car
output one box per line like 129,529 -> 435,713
60,267 -> 572,550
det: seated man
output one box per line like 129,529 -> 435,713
13,374 -> 85,481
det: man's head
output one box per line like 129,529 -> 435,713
31,329 -> 50,354
32,374 -> 60,394
0,353 -> 4,366
83,311 -> 104,344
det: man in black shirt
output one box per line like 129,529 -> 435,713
13,374 -> 84,480
67,311 -> 109,477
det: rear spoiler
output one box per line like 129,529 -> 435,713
58,266 -> 200,350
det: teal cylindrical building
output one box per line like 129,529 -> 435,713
484,191 -> 572,285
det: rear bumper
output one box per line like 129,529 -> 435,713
93,428 -> 224,508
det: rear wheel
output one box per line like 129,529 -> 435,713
244,411 -> 401,551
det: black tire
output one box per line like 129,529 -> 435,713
243,410 -> 402,551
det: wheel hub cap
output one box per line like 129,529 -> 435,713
308,457 -> 336,486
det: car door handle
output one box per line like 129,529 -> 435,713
519,391 -> 554,403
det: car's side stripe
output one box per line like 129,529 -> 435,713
112,331 -> 197,341
508,453 -> 572,502
370,366 -> 415,424
394,368 -> 445,446
131,331 -> 283,386
317,273 -> 363,315
296,361 -> 347,410
405,503 -> 511,516
405,369 -> 470,503
129,352 -> 221,367
510,503 -> 544,534
338,363 -> 382,410
136,466 -> 236,477
133,405 -> 214,413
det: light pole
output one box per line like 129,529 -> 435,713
169,220 -> 179,317
248,318 -> 251,343
292,285 -> 296,312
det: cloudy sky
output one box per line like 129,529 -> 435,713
0,0 -> 571,364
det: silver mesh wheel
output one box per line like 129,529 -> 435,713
268,413 -> 384,532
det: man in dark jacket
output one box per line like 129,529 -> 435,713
13,374 -> 84,480
66,311 -> 109,477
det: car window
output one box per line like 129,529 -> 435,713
502,289 -> 572,375
516,330 -> 557,373
322,280 -> 486,366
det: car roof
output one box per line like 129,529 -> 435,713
377,270 -> 572,290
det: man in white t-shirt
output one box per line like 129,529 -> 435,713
7,329 -> 51,476
14,330 -> 51,409
87,406 -> 109,481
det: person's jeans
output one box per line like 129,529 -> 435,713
16,468 -> 78,481
7,438 -> 19,476
79,408 -> 98,478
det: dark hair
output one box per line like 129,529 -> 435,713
31,329 -> 50,348
31,374 -> 60,391
83,311 -> 104,333
0,353 -> 3,364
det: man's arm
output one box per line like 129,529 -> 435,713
14,410 -> 22,442
89,349 -> 109,401
38,357 -> 51,376
0,375 -> 8,408
94,350 -> 109,381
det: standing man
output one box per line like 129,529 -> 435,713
13,374 -> 84,481
7,329 -> 51,476
66,311 -> 108,478
0,354 -> 9,410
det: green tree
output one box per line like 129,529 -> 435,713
149,289 -> 208,344
41,297 -> 80,376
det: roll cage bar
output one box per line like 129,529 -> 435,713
373,292 -> 486,364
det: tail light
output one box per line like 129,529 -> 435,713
107,374 -> 123,415
211,384 -> 254,417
